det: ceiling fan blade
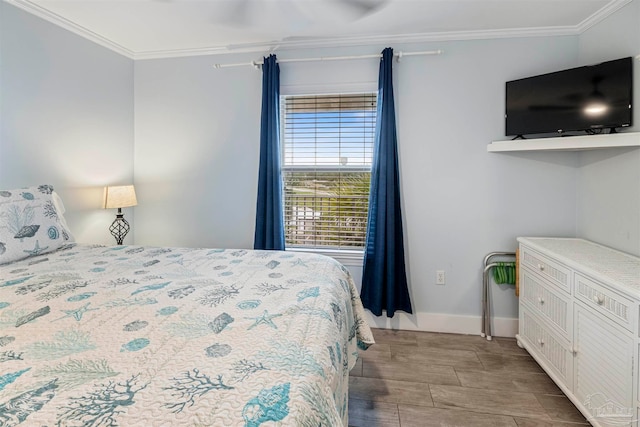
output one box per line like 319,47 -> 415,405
329,0 -> 388,18
289,0 -> 388,25
209,0 -> 388,30
210,0 -> 254,27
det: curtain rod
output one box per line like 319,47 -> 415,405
212,49 -> 443,69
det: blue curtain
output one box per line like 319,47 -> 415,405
361,47 -> 412,317
254,54 -> 285,250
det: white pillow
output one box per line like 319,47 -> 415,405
0,185 -> 75,265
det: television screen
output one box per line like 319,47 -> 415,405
505,57 -> 633,137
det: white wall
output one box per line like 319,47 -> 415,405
4,0 -> 637,335
0,2 -> 135,245
133,54 -> 263,249
575,0 -> 640,256
134,36 -> 580,334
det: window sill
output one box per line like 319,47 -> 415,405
285,247 -> 364,267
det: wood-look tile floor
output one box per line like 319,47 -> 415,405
348,328 -> 589,427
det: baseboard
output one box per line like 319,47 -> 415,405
363,311 -> 519,338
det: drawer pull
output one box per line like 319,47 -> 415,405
537,264 -> 545,271
537,297 -> 545,305
570,347 -> 577,356
537,338 -> 545,346
592,295 -> 605,305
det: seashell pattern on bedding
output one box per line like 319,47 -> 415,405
0,244 -> 374,426
0,185 -> 74,265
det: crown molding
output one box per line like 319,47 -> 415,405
5,0 -> 631,61
6,0 -> 135,59
133,46 -> 233,60
135,26 -> 581,60
576,0 -> 632,32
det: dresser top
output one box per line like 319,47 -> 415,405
517,237 -> 640,294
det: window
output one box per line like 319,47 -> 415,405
281,93 -> 376,249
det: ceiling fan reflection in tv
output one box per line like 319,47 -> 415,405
505,57 -> 633,139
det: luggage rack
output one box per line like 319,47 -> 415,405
481,251 -> 518,341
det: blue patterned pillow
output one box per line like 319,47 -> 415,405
0,185 -> 74,265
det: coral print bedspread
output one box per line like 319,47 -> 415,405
0,244 -> 374,426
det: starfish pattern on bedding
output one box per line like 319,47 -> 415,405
56,302 -> 99,321
23,241 -> 49,256
291,258 -> 308,267
246,310 -> 282,330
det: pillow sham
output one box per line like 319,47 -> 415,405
0,184 -> 74,265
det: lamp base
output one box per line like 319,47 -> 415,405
109,209 -> 130,245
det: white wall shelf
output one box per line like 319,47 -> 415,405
487,132 -> 640,152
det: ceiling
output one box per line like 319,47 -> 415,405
6,0 -> 631,59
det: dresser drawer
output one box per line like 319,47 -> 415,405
521,246 -> 571,294
519,307 -> 573,386
574,273 -> 636,333
574,303 -> 635,426
521,269 -> 571,338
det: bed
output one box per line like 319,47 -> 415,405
0,185 -> 374,426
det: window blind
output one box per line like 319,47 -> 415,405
281,93 -> 376,249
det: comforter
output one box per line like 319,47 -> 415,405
0,244 -> 374,426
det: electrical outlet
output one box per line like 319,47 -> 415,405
436,270 -> 446,285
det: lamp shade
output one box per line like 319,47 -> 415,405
104,185 -> 137,209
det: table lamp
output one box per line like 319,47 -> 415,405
103,185 -> 137,245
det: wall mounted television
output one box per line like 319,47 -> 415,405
505,57 -> 633,138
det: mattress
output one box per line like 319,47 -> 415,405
0,244 -> 374,426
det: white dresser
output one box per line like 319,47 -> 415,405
516,237 -> 640,427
